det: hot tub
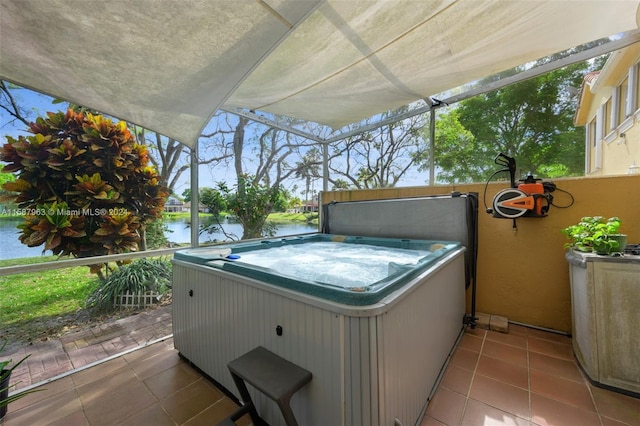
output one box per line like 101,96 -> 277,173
174,233 -> 460,306
172,233 -> 466,426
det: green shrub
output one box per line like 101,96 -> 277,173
87,258 -> 172,311
145,219 -> 170,249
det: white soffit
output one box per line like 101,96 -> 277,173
1,0 -> 639,148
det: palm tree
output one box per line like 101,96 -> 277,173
294,148 -> 321,210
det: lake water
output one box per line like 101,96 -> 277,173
0,217 -> 318,261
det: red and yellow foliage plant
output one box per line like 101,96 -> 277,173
1,110 -> 168,271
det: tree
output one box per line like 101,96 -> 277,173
0,109 -> 168,276
417,109 -> 482,183
131,126 -> 232,195
1,81 -> 233,199
0,81 -> 33,129
331,179 -> 351,191
203,111 -> 317,239
426,62 -> 589,183
328,110 -> 429,189
199,187 -> 227,215
181,188 -> 191,202
294,147 -> 321,204
196,186 -> 232,239
218,176 -> 284,239
0,171 -> 15,194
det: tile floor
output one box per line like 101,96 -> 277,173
1,337 -> 250,426
423,324 -> 640,426
2,325 -> 639,425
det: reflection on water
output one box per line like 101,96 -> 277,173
0,216 -> 317,260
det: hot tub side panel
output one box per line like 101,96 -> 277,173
377,253 -> 466,425
172,249 -> 465,426
172,261 -> 345,426
337,253 -> 465,426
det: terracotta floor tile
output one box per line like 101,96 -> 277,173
48,410 -> 89,426
440,364 -> 474,396
460,333 -> 484,353
75,365 -> 141,402
590,386 -> 640,426
144,361 -> 202,399
2,388 -> 82,426
602,416 -> 635,426
482,340 -> 528,368
117,402 -> 176,426
486,330 -> 528,349
528,351 -> 583,383
185,397 -> 247,426
8,376 -> 75,413
425,387 -> 467,426
527,337 -> 573,361
129,347 -> 183,380
70,356 -> 129,387
465,326 -> 487,339
461,398 -> 530,426
530,369 -> 595,412
530,393 -> 601,426
450,347 -> 480,371
9,326 -> 638,426
420,416 -> 447,425
122,340 -> 169,363
161,378 -> 226,425
82,379 -> 157,426
469,374 -> 530,420
476,355 -> 529,389
509,324 -> 530,336
526,328 -> 571,346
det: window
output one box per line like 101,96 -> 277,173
636,64 -> 640,112
618,76 -> 628,122
589,118 -> 596,147
604,98 -> 612,134
587,114 -> 602,171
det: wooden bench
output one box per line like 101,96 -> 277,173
220,346 -> 312,426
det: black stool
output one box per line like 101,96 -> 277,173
221,346 -> 312,426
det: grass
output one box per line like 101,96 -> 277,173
162,211 -> 212,220
0,256 -> 101,343
268,212 -> 318,224
0,213 -> 314,343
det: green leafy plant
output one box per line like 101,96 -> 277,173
145,218 -> 171,250
0,110 -> 169,276
1,341 -> 43,415
86,258 -> 172,311
562,216 -> 626,255
218,175 -> 284,239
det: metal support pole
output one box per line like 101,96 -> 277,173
322,142 -> 328,192
429,108 -> 436,185
190,144 -> 199,248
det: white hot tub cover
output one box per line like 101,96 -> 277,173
1,0 -> 639,147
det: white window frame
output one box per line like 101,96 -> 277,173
611,86 -> 620,127
626,64 -> 638,116
595,107 -> 603,170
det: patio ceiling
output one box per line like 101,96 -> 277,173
1,0 -> 639,148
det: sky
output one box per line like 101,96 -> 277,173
1,84 -> 430,197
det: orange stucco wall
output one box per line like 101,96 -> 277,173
320,174 -> 640,333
